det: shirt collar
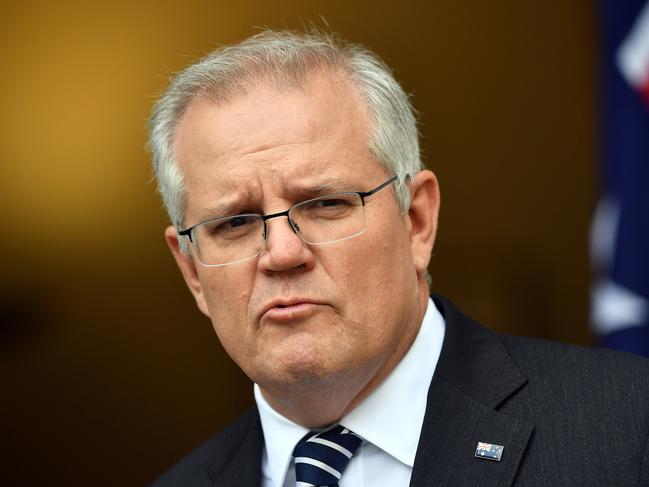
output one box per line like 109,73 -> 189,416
254,384 -> 309,487
254,297 -> 445,486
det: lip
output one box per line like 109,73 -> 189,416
260,297 -> 326,322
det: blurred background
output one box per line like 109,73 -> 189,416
2,0 -> 647,485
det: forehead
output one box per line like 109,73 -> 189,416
173,70 -> 386,218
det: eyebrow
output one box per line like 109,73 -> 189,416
192,202 -> 239,225
289,177 -> 357,197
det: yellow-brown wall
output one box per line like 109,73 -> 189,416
1,1 -> 596,485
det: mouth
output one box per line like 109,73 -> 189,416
260,298 -> 326,323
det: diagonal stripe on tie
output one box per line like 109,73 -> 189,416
294,457 -> 342,478
293,424 -> 362,487
307,437 -> 354,458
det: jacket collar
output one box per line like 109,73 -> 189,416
409,295 -> 534,487
209,408 -> 263,487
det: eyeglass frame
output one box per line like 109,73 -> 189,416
177,175 -> 398,265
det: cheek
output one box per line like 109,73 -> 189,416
322,227 -> 412,320
198,267 -> 255,351
330,214 -> 416,332
345,219 -> 412,288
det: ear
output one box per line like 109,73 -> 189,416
406,170 -> 440,275
164,225 -> 210,317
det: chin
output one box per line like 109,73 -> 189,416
261,351 -> 346,393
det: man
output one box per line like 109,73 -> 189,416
148,30 -> 649,486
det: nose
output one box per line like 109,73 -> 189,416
257,214 -> 314,273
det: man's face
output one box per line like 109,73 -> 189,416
168,70 -> 433,405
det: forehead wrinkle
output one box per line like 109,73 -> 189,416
234,138 -> 316,159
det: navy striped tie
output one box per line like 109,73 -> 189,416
292,424 -> 363,487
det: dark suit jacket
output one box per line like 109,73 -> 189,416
152,295 -> 649,486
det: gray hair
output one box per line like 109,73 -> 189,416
148,29 -> 422,230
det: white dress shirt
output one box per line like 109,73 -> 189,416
254,297 -> 446,487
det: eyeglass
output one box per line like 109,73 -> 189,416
178,175 -> 398,267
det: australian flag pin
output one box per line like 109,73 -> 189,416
475,442 -> 504,461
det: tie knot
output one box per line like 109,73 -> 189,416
292,424 -> 363,487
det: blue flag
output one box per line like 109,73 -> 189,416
591,0 -> 649,357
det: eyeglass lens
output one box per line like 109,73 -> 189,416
193,192 -> 366,266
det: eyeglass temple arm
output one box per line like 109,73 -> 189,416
358,175 -> 398,203
177,224 -> 193,241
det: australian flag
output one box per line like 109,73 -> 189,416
591,0 -> 649,357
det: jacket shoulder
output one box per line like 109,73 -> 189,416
499,332 -> 649,387
500,335 -> 649,440
150,407 -> 261,487
498,333 -> 649,415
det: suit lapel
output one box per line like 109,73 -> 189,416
410,296 -> 534,487
209,409 -> 264,487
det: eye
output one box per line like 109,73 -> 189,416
227,215 -> 254,228
297,195 -> 358,220
314,198 -> 349,208
202,215 -> 259,238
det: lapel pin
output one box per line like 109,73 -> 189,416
475,442 -> 504,462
